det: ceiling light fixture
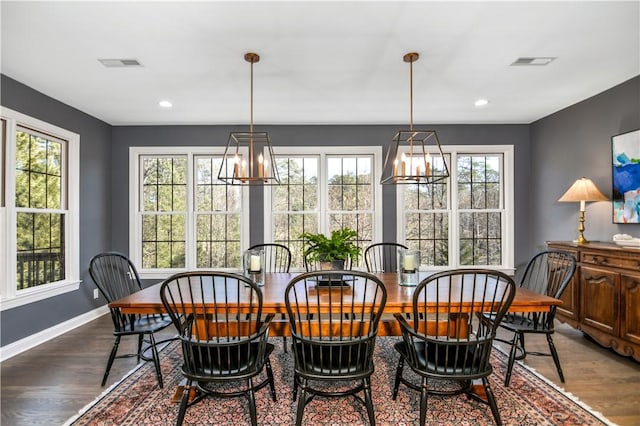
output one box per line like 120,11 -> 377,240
380,52 -> 449,185
217,53 -> 280,185
158,100 -> 173,108
474,99 -> 489,107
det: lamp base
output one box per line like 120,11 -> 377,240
575,211 -> 588,244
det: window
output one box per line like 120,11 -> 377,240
15,128 -> 66,288
1,107 -> 80,310
140,156 -> 187,269
397,145 -> 514,271
194,156 -> 242,268
265,147 -> 383,269
130,147 -> 248,278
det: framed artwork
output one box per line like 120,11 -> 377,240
612,129 -> 640,223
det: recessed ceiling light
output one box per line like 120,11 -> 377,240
474,99 -> 489,107
158,100 -> 173,108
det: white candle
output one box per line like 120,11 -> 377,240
403,254 -> 415,271
258,153 -> 264,177
250,255 -> 261,272
401,153 -> 407,176
233,155 -> 240,178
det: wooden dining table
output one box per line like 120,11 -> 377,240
110,272 -> 561,336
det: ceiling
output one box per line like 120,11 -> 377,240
1,1 -> 638,126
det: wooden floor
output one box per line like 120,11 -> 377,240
1,315 -> 639,426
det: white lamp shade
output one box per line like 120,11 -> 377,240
558,177 -> 608,203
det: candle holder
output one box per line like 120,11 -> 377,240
244,248 -> 265,286
399,249 -> 420,286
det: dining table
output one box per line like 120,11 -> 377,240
109,271 -> 561,336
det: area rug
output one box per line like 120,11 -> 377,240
65,337 -> 612,426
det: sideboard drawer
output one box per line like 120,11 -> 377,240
581,251 -> 640,270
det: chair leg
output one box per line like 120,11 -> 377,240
247,378 -> 258,426
295,380 -> 308,426
546,333 -> 565,382
363,377 -> 376,426
281,313 -> 288,353
148,333 -> 164,388
137,334 -> 144,362
504,332 -> 520,387
101,335 -> 121,386
175,381 -> 191,426
482,377 -> 502,426
392,356 -> 404,400
419,377 -> 428,426
292,373 -> 298,402
266,359 -> 277,401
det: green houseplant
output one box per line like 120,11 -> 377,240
300,228 -> 362,268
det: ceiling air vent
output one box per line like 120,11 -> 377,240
98,58 -> 143,68
511,57 -> 556,66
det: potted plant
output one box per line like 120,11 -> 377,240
299,227 -> 362,270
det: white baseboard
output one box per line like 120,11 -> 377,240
0,305 -> 109,362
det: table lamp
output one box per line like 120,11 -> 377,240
558,177 -> 609,244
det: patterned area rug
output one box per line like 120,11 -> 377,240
65,337 -> 612,425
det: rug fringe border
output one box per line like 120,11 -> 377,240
493,346 -> 618,426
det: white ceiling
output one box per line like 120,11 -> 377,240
1,1 -> 639,126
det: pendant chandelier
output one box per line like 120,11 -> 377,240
217,52 -> 280,185
380,52 -> 449,185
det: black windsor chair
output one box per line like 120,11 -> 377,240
364,242 -> 408,273
89,252 -> 173,388
248,243 -> 292,273
497,250 -> 576,386
392,269 -> 516,426
247,243 -> 292,351
160,271 -> 276,426
285,270 -> 387,425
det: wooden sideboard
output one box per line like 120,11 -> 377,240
547,241 -> 640,362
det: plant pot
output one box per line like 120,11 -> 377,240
319,260 -> 345,271
318,259 -> 345,284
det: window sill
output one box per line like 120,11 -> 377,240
138,269 -> 241,281
0,280 -> 81,311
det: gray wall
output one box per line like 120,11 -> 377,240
0,75 -> 112,346
2,72 -> 637,348
111,124 -> 531,264
530,76 -> 640,251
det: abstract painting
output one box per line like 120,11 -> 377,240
612,129 -> 640,223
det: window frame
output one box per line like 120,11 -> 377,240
264,146 -> 383,270
0,107 -> 80,311
129,146 -> 250,279
396,145 -> 514,273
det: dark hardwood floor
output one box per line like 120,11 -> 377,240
1,315 -> 639,425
